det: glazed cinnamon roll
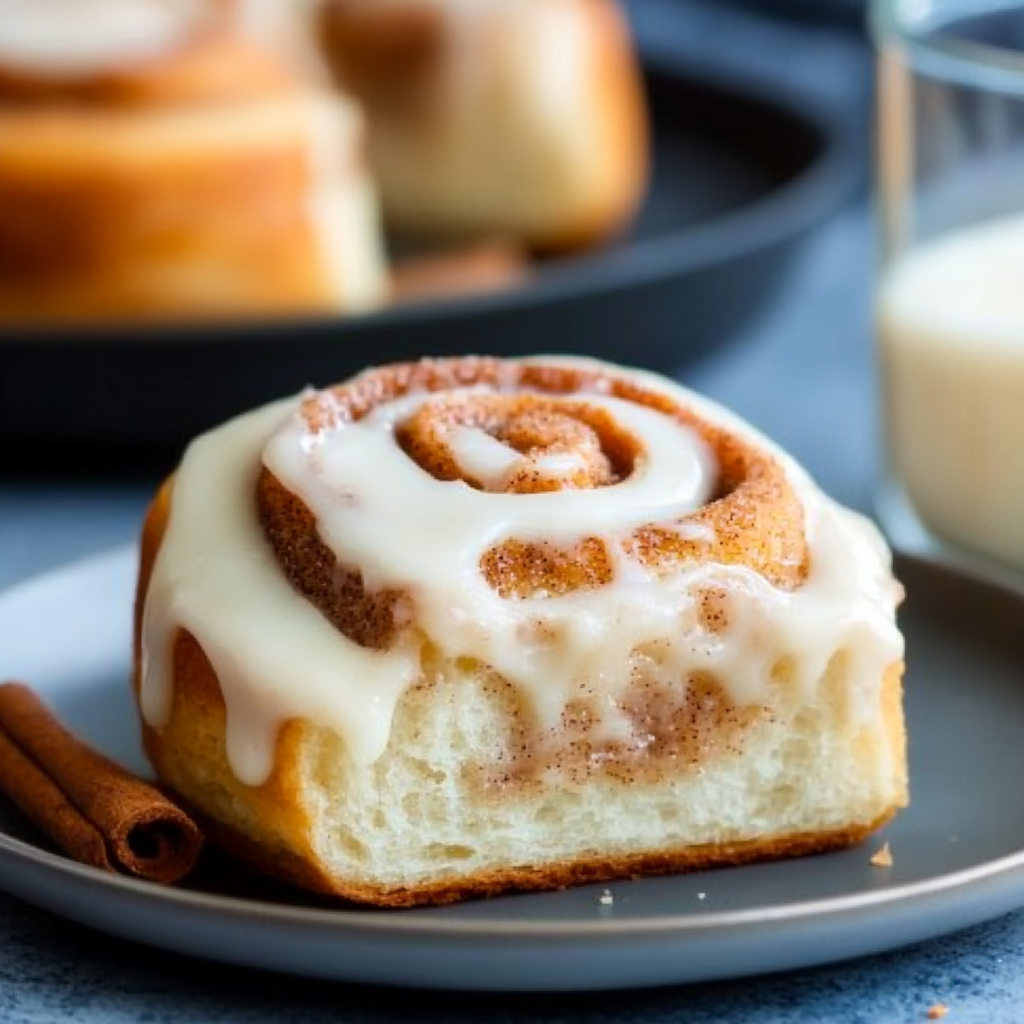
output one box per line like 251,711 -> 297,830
318,0 -> 649,251
0,0 -> 386,321
134,356 -> 907,906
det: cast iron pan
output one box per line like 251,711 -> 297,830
0,38 -> 857,474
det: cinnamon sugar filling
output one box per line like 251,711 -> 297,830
259,356 -> 806,637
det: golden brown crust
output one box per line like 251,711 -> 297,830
194,807 -> 901,908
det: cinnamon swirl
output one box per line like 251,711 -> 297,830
133,356 -> 907,906
318,0 -> 649,251
0,0 -> 386,321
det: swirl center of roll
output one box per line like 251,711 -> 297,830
397,394 -> 638,494
258,357 -> 814,654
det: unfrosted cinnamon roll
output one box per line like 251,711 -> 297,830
318,0 -> 649,251
134,356 -> 907,907
0,0 -> 386,321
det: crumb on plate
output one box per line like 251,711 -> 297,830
870,842 -> 893,868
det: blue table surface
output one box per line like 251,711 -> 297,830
4,4 -> 1023,1022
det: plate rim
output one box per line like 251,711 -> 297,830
3,545 -> 1024,942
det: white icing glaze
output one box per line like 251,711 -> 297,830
140,356 -> 904,787
140,399 -> 422,786
0,0 -> 210,75
445,424 -> 525,490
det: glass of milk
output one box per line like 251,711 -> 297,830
874,0 -> 1024,574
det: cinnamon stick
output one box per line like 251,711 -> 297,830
0,682 -> 203,885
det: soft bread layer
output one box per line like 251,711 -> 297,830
136,479 -> 907,907
319,0 -> 648,250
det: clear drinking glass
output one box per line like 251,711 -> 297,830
873,0 -> 1024,573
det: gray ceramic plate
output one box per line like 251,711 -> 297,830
1,547 -> 1023,992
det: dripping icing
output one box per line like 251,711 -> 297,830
140,357 -> 904,787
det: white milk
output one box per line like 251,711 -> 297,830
879,213 -> 1024,569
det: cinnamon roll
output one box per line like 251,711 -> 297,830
134,356 -> 907,907
0,0 -> 387,321
318,0 -> 649,251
